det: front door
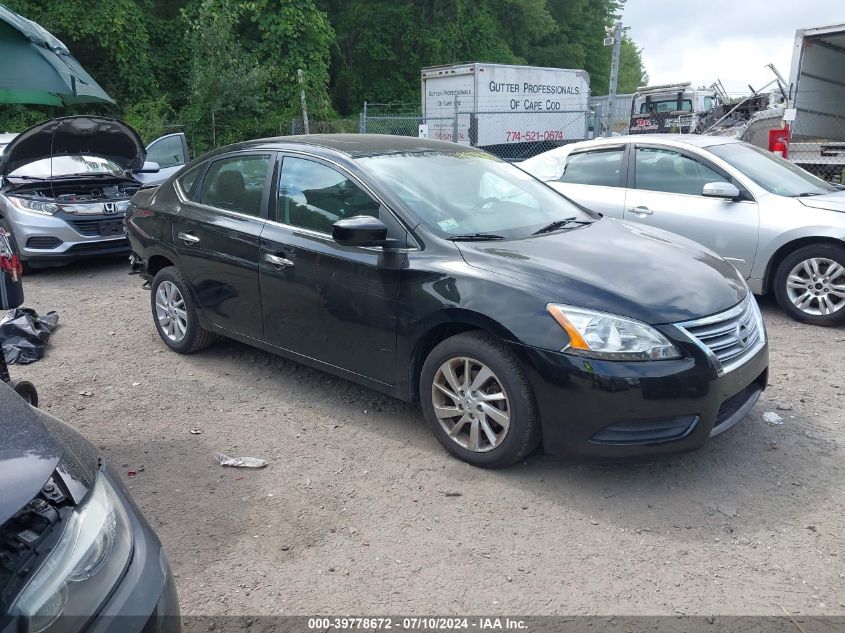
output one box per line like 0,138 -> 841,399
623,145 -> 759,278
172,152 -> 273,340
259,155 -> 402,384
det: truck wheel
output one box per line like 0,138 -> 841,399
9,380 -> 38,406
774,244 -> 845,326
419,331 -> 540,468
150,267 -> 216,353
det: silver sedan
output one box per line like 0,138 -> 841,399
520,134 -> 845,326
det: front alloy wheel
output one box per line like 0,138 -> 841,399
774,244 -> 845,326
432,357 -> 510,453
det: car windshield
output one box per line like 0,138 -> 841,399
358,150 -> 593,238
708,142 -> 837,197
9,155 -> 125,179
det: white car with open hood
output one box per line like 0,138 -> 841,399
0,116 -> 188,268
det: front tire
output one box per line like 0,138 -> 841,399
150,267 -> 216,353
773,244 -> 845,326
9,379 -> 38,406
419,331 -> 540,468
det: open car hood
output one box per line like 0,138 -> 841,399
0,116 -> 145,177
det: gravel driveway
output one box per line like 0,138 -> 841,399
11,258 -> 845,617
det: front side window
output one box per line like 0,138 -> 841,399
199,154 -> 271,216
560,149 -> 624,187
358,150 -> 593,239
146,135 -> 186,168
635,147 -> 723,196
276,157 -> 379,233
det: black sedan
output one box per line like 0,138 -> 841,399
0,382 -> 180,632
125,135 -> 768,468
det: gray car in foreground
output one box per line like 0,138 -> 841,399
0,382 -> 180,633
520,134 -> 845,326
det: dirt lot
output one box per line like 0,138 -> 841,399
11,258 -> 845,617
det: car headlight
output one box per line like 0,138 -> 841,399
547,303 -> 682,360
11,472 -> 133,633
8,196 -> 60,216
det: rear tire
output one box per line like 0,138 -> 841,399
419,331 -> 540,468
150,266 -> 216,353
773,244 -> 845,326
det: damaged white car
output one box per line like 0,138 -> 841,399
0,116 -> 187,268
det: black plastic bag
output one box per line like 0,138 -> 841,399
0,308 -> 59,365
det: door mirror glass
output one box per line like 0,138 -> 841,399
332,216 -> 388,247
702,181 -> 740,199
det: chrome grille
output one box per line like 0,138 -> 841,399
676,296 -> 765,374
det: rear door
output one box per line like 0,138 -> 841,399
547,145 -> 627,217
623,144 -> 759,277
172,152 -> 274,340
258,154 -> 403,384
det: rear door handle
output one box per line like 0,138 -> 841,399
628,206 -> 653,216
264,253 -> 294,268
177,231 -> 200,244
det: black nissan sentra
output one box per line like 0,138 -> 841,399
125,135 -> 768,468
0,382 -> 180,632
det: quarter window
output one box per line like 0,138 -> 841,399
634,147 -> 724,196
199,154 -> 271,217
560,149 -> 624,187
177,163 -> 204,197
276,157 -> 379,233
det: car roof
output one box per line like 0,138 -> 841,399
219,134 -> 466,159
568,134 -> 740,150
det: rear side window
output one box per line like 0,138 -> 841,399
276,157 -> 379,234
199,154 -> 272,217
634,147 -> 723,196
560,149 -> 624,187
177,163 -> 204,197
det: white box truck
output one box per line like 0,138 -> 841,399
420,63 -> 590,148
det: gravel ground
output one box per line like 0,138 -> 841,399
10,258 -> 845,617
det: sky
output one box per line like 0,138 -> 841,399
622,0 -> 845,96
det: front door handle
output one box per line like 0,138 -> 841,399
264,253 -> 294,268
177,231 -> 200,244
628,206 -> 653,216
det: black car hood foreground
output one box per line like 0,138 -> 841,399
0,116 -> 145,177
456,218 -> 747,324
0,382 -> 98,525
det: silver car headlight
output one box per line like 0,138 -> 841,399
8,196 -> 60,216
11,473 -> 133,633
547,303 -> 682,360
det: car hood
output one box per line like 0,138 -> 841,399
0,116 -> 145,177
455,218 -> 747,324
796,190 -> 845,212
0,382 -> 98,525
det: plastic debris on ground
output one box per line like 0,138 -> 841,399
0,308 -> 59,365
214,451 -> 268,468
763,411 -> 784,425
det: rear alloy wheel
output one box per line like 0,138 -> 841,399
420,331 -> 539,468
150,267 -> 216,353
774,244 -> 845,326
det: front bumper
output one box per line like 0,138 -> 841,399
516,338 -> 769,458
3,207 -> 129,265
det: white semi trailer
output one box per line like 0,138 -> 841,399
420,63 -> 590,149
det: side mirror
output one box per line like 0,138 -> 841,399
134,161 -> 161,174
332,216 -> 398,248
702,181 -> 740,199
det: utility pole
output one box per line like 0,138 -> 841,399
603,21 -> 623,137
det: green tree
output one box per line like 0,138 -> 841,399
617,36 -> 648,93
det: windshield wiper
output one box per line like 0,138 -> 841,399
447,233 -> 507,242
794,192 -> 823,197
531,217 -> 592,235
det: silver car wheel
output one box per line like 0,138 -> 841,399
155,281 -> 189,343
786,257 -> 845,316
431,356 -> 510,453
